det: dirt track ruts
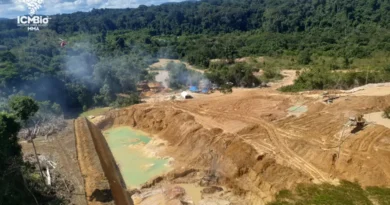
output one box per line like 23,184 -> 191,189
169,102 -> 330,183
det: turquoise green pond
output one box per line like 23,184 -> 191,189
104,127 -> 170,188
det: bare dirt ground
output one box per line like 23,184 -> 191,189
345,83 -> 390,96
268,70 -> 297,89
21,120 -> 87,205
93,76 -> 390,204
174,91 -> 390,194
79,68 -> 390,204
365,112 -> 390,128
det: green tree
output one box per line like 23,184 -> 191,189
206,63 -> 260,88
298,50 -> 312,65
0,51 -> 17,63
0,102 -> 65,204
113,94 -> 140,108
0,113 -> 26,205
116,37 -> 125,49
8,96 -> 39,122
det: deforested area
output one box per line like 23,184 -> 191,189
1,0 -> 390,205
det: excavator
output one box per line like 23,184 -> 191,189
322,91 -> 339,104
349,113 -> 366,133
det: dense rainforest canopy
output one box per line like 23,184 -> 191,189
1,1 -> 390,203
0,0 -> 390,115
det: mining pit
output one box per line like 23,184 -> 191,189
75,85 -> 390,205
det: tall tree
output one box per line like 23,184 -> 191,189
8,96 -> 39,122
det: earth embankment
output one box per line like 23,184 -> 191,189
75,118 -> 133,205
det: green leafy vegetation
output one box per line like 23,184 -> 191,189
0,96 -> 65,204
0,30 -> 153,116
382,107 -> 390,119
0,0 -> 390,114
366,186 -> 390,205
268,181 -> 390,205
206,63 -> 260,88
8,96 -> 39,122
262,67 -> 283,83
280,66 -> 390,92
0,1 -> 389,204
112,94 -> 141,108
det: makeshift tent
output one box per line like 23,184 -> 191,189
189,86 -> 199,92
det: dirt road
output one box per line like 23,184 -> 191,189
268,70 -> 297,89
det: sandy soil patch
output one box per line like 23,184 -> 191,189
352,87 -> 390,96
365,112 -> 390,128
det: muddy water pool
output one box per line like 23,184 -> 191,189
104,127 -> 171,188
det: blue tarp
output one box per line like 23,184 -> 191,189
189,86 -> 199,92
201,88 -> 209,93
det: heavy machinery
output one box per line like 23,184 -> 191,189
349,113 -> 366,133
349,114 -> 366,126
322,91 -> 339,104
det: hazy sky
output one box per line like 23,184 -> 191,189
0,0 -> 187,18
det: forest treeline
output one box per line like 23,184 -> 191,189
2,1 -> 390,203
2,0 -> 390,35
0,0 -> 390,115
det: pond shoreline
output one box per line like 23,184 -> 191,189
104,126 -> 173,189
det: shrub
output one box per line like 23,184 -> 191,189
383,107 -> 390,119
262,67 -> 283,82
112,94 -> 140,108
219,83 -> 233,94
207,63 -> 260,88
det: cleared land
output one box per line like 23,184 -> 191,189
34,67 -> 390,205
88,77 -> 390,204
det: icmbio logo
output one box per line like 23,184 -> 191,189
16,0 -> 50,31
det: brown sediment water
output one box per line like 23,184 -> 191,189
176,184 -> 203,204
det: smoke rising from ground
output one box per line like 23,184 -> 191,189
164,61 -> 209,89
